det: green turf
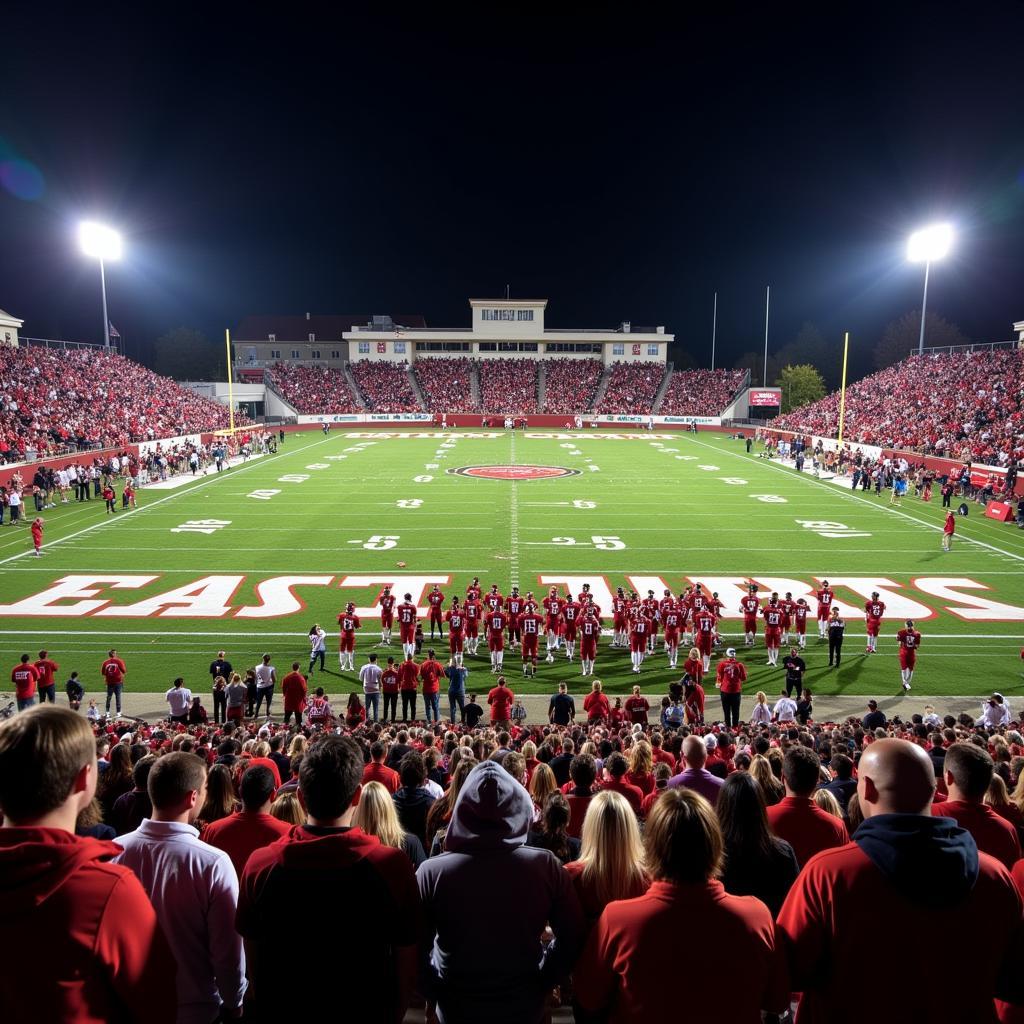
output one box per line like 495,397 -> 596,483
0,428 -> 1021,701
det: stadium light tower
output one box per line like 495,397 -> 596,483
906,223 -> 953,356
78,221 -> 123,349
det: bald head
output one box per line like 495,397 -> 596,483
857,739 -> 935,817
682,735 -> 707,769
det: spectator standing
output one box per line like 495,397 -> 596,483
827,607 -> 846,667
11,653 -> 39,711
114,751 -> 246,1024
225,672 -> 247,723
623,685 -> 650,725
165,677 -> 193,724
209,650 -> 232,689
668,735 -> 725,807
862,699 -> 886,730
445,657 -> 467,723
715,647 -> 746,727
942,509 -> 956,551
398,654 -> 420,722
777,739 -> 1024,1021
110,754 -> 156,835
101,648 -> 127,717
359,652 -> 383,722
420,648 -> 444,724
933,743 -> 1021,869
280,662 -> 307,728
237,736 -> 419,1023
363,741 -> 401,794
202,765 -> 290,878
548,681 -> 576,725
717,771 -> 799,916
487,675 -> 515,726
583,679 -> 610,723
354,780 -> 427,868
416,761 -> 585,1024
574,788 -> 789,1023
34,650 -> 58,703
253,654 -> 276,718
392,751 -> 436,848
212,675 -> 227,724
767,747 -> 849,868
0,707 -> 175,1023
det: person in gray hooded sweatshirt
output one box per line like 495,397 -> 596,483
416,759 -> 585,1024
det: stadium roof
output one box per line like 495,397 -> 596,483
235,313 -> 427,339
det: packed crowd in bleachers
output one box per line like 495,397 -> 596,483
541,358 -> 604,414
265,363 -> 360,415
2,671 -> 1022,1022
478,358 -> 539,414
0,345 -> 244,463
413,358 -> 478,412
593,361 -> 667,415
658,367 -> 747,417
349,360 -> 421,413
772,348 -> 1024,464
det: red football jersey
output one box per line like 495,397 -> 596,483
740,595 -> 760,616
465,599 -> 481,622
485,610 -> 507,635
445,609 -> 465,633
562,601 -> 581,626
762,605 -> 783,629
485,590 -> 504,612
337,613 -> 361,634
396,601 -> 417,625
379,594 -> 396,614
428,590 -> 445,609
816,588 -> 834,610
543,595 -> 564,618
519,612 -> 542,636
897,628 -> 922,650
693,609 -> 715,635
580,616 -> 601,638
864,600 -> 886,620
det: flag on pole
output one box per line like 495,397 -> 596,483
108,322 -> 121,338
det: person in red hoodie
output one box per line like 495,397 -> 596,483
0,706 -> 175,1023
361,740 -> 400,794
933,742 -> 1021,870
202,764 -> 290,878
583,679 -> 610,724
777,739 -> 1024,1023
487,675 -> 515,726
237,735 -> 418,1022
767,746 -> 849,869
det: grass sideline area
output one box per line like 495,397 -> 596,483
0,428 -> 1021,708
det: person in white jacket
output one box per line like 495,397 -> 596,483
750,691 -> 772,726
976,692 -> 1010,729
773,692 -> 798,723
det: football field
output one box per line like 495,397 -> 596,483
1,428 -> 1022,705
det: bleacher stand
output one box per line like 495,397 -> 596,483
350,361 -> 420,413
541,359 -> 603,414
478,359 -> 538,414
594,362 -> 665,415
413,358 -> 478,412
658,368 -> 746,417
266,364 -> 359,416
0,346 -> 245,464
772,349 -> 1024,463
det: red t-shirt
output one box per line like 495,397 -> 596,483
397,661 -> 420,691
33,659 -> 59,687
419,659 -> 443,695
361,761 -> 400,795
715,659 -> 747,693
575,880 -> 787,1023
487,684 -> 514,721
932,800 -> 1022,870
766,796 -> 849,868
11,663 -> 39,700
202,811 -> 291,879
381,668 -> 400,694
101,657 -> 126,685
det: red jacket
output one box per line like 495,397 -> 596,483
766,796 -> 849,869
583,691 -> 610,720
575,880 -> 787,1022
281,671 -> 307,713
0,827 -> 175,1023
602,777 -> 645,817
362,761 -> 401,795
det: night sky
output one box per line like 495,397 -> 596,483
2,6 -> 1023,380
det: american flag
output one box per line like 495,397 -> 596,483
108,322 -> 121,338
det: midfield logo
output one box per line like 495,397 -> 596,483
447,465 -> 581,480
0,574 -> 1020,620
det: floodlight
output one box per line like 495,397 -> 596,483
78,221 -> 122,262
907,223 -> 953,264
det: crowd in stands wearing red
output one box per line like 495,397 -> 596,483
772,349 -> 1024,464
594,362 -> 666,415
266,363 -> 360,415
659,368 -> 747,417
478,358 -> 538,414
413,358 -> 478,412
350,360 -> 421,413
541,358 -> 603,414
0,346 -> 246,464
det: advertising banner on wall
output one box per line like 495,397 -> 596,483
748,389 -> 782,407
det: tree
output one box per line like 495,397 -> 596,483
775,363 -> 826,413
149,328 -> 222,380
775,322 -> 843,390
734,350 -> 781,389
873,311 -> 971,370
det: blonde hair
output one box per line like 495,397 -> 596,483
1012,772 -> 1024,815
755,691 -> 767,705
353,781 -> 405,850
269,791 -> 304,826
578,791 -> 648,905
529,762 -> 557,809
751,755 -> 784,802
689,647 -> 700,661
521,740 -> 537,761
628,740 -> 652,776
287,735 -> 308,758
252,741 -> 271,758
813,788 -> 843,818
985,774 -> 1013,811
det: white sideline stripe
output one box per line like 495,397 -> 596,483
3,566 -> 1023,575
0,435 -> 335,568
687,436 -> 1024,563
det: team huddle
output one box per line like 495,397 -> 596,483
334,578 -> 925,687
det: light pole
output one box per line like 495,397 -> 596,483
78,221 -> 123,348
906,223 -> 953,356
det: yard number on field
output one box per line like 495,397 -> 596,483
347,535 -> 400,550
551,535 -> 626,550
171,519 -> 231,535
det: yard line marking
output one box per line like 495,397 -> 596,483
0,434 -> 336,568
687,436 -> 1024,563
509,432 -> 520,587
